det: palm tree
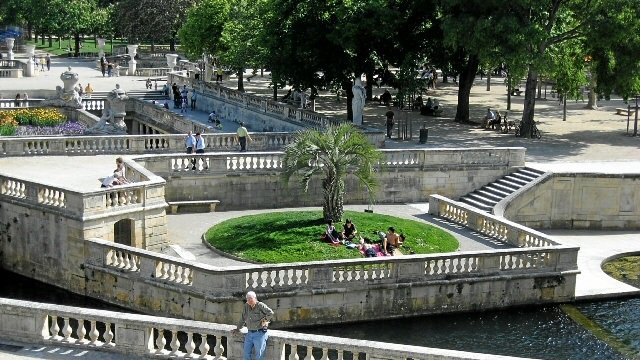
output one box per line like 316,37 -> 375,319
282,124 -> 383,222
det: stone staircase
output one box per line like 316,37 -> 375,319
458,167 -> 546,213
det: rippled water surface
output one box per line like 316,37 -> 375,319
298,303 -> 638,360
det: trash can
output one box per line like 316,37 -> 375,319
419,127 -> 429,144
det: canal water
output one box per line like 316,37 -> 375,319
1,269 -> 638,360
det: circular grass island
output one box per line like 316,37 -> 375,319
602,255 -> 640,289
204,210 -> 459,263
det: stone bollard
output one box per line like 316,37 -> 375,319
97,38 -> 106,60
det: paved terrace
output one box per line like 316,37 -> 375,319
1,55 -> 639,300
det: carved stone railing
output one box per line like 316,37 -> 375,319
0,297 -> 532,360
0,99 -> 43,108
429,194 -> 559,247
0,133 -> 299,156
0,159 -> 164,220
133,67 -> 171,77
82,99 -> 106,112
85,237 -> 578,299
0,68 -> 22,78
168,73 -> 345,130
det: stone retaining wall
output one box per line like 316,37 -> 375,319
501,174 -> 640,229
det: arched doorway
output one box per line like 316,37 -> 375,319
114,219 -> 134,246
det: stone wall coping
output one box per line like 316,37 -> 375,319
0,296 -> 539,360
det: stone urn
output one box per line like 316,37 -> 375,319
166,54 -> 179,69
127,45 -> 138,75
97,38 -> 106,60
107,84 -> 129,118
61,67 -> 80,93
24,44 -> 36,77
5,38 -> 15,60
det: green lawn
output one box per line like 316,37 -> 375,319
25,38 -> 128,56
205,210 -> 459,263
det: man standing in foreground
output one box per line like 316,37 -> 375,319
232,291 -> 274,360
236,121 -> 252,152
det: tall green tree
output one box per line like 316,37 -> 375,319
178,0 -> 230,60
282,124 -> 382,222
116,0 -> 195,51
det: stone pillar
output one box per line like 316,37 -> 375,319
5,38 -> 15,60
166,54 -> 178,70
24,44 -> 36,77
127,45 -> 138,75
97,38 -> 106,60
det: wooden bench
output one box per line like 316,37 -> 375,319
167,200 -> 220,214
616,108 -> 637,116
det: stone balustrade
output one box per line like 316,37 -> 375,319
168,73 -> 345,130
85,237 -> 578,299
0,297 -> 532,360
0,160 -> 162,220
82,99 -> 105,112
133,67 -> 171,77
0,133 -> 300,156
0,99 -> 42,108
429,194 -> 559,247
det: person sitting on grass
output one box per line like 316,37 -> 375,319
324,220 -> 342,244
383,227 -> 403,255
342,219 -> 358,240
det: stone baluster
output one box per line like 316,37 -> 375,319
185,332 -> 195,356
288,343 -> 299,360
89,320 -> 99,344
104,323 -> 114,345
213,335 -> 224,358
49,315 -> 61,340
61,317 -> 73,342
199,334 -> 210,358
156,328 -> 166,353
170,330 -> 180,356
76,319 -> 87,344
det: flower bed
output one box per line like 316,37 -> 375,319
0,108 -> 86,136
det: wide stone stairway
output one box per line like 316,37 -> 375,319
458,167 -> 546,213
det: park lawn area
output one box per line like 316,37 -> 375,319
25,38 -> 128,56
205,210 -> 459,264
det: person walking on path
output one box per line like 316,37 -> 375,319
231,291 -> 274,360
385,109 -> 395,138
39,56 -> 45,71
45,54 -> 51,71
100,56 -> 106,77
185,131 -> 196,169
192,132 -> 206,170
191,91 -> 197,110
236,122 -> 252,152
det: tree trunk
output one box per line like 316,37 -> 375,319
486,72 -> 491,91
27,24 -> 33,40
151,42 -> 155,53
322,176 -> 344,222
237,69 -> 244,92
563,96 -> 567,121
48,35 -> 53,48
454,55 -> 480,123
442,73 -> 448,83
74,33 -> 80,57
365,70 -> 373,101
34,32 -> 38,43
170,32 -> 176,52
273,83 -> 278,101
41,34 -> 45,46
507,77 -> 512,110
519,67 -> 539,138
586,73 -> 598,109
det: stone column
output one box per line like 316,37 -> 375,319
127,45 -> 138,75
5,38 -> 15,60
24,44 -> 36,77
97,38 -> 106,60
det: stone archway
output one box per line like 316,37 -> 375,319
114,219 -> 134,246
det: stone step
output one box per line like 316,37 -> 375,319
479,185 -> 512,198
503,175 -> 529,186
458,197 -> 493,212
494,180 -> 521,192
465,193 -> 499,207
510,171 -> 538,182
519,167 -> 545,177
474,189 -> 504,202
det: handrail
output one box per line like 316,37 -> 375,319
429,194 -> 559,247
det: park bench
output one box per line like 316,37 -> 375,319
615,107 -> 637,116
167,200 -> 220,214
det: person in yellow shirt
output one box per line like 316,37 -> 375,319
236,122 -> 252,152
84,83 -> 94,98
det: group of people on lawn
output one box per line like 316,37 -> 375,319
324,219 -> 405,256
